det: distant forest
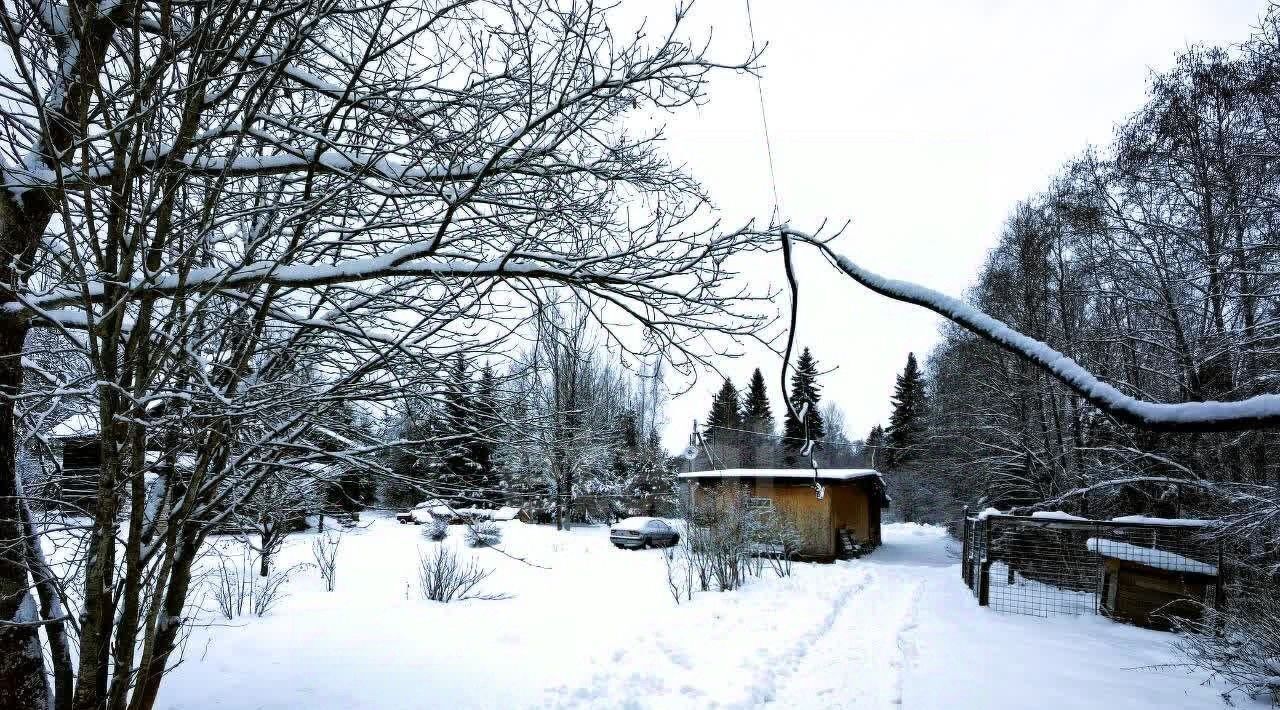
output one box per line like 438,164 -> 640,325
866,12 -> 1280,533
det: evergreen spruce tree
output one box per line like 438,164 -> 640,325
387,404 -> 444,508
631,429 -> 674,515
863,424 -> 885,469
782,347 -> 825,464
741,368 -> 774,468
742,369 -> 774,432
320,403 -> 373,519
441,353 -> 475,503
704,377 -> 743,465
470,364 -> 499,504
885,352 -> 925,469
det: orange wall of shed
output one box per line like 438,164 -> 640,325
828,484 -> 872,543
749,481 -> 834,557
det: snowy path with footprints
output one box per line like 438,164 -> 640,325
542,524 -> 1225,709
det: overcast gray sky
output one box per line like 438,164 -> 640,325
653,0 -> 1270,453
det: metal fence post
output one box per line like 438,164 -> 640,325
961,506 -> 971,586
978,517 -> 992,607
1215,540 -> 1226,608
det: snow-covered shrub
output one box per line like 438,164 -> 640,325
417,546 -> 509,602
312,532 -> 341,592
663,547 -> 683,604
465,520 -> 501,547
211,547 -> 308,618
424,515 -> 449,542
1173,585 -> 1280,705
679,484 -> 760,592
755,509 -> 803,578
671,485 -> 813,595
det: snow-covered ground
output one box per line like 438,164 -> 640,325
156,516 -> 1251,709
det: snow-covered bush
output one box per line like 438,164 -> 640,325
312,532 -> 341,592
667,486 -> 813,598
465,520 -> 502,548
1173,585 -> 1280,705
678,485 -> 761,592
211,547 -> 308,619
755,509 -> 804,578
417,547 -> 509,603
424,515 -> 449,542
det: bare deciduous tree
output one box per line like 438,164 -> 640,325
0,2 -> 772,707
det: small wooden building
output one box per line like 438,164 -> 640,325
49,413 -> 103,508
1088,538 -> 1220,631
678,468 -> 888,560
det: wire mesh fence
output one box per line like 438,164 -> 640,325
961,510 -> 1225,629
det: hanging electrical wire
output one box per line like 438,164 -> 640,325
743,0 -> 824,498
694,424 -> 722,471
745,0 -> 783,222
700,423 -> 889,452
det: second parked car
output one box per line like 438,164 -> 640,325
610,517 -> 680,549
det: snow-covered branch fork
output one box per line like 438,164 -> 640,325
784,229 -> 1280,433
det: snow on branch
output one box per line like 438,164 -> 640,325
786,229 -> 1280,432
4,146 -> 504,190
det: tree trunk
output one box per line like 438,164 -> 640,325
0,312 -> 49,710
20,489 -> 73,710
127,533 -> 200,710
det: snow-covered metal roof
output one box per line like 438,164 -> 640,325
50,413 -> 98,438
1086,538 -> 1218,576
677,468 -> 882,482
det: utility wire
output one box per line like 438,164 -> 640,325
745,0 -> 782,220
701,423 -> 882,452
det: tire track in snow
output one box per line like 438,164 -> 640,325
762,567 -> 924,710
889,583 -> 924,706
736,573 -> 874,706
541,570 -> 873,709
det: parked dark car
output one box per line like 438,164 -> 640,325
610,517 -> 679,549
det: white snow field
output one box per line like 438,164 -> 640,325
155,517 -> 1251,709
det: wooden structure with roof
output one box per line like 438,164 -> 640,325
48,413 -> 104,508
1088,538 -> 1220,630
678,468 -> 888,561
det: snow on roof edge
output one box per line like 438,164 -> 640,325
1086,538 -> 1218,575
975,509 -> 1215,528
50,413 -> 99,438
677,468 -> 882,481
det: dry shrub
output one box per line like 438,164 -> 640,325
417,546 -> 510,602
211,546 -> 307,618
312,532 -> 341,592
1172,585 -> 1280,706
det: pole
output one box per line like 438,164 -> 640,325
978,518 -> 992,607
